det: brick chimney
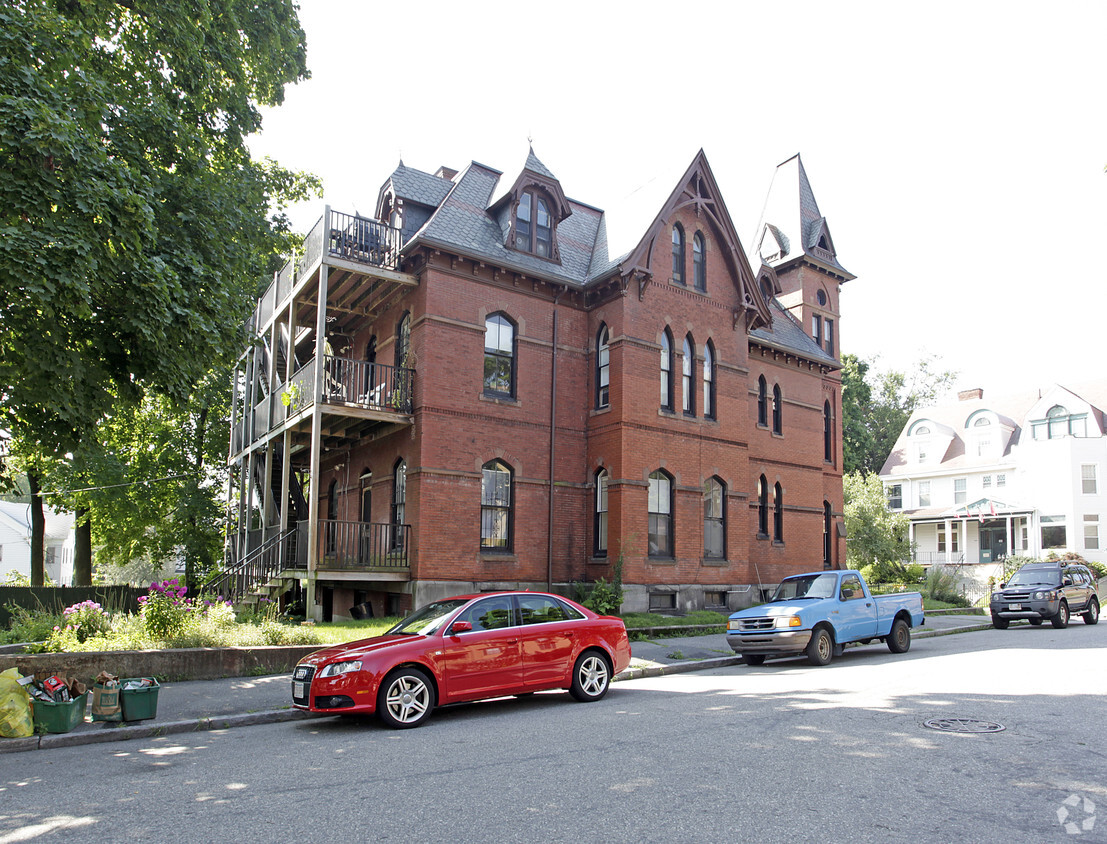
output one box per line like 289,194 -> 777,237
958,388 -> 984,401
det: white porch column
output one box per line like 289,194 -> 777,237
306,248 -> 329,622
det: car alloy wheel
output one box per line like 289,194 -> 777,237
379,668 -> 434,728
570,652 -> 611,702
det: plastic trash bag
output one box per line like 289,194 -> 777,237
0,667 -> 33,738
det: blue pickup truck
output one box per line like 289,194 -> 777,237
726,569 -> 925,666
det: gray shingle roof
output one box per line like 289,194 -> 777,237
750,298 -> 838,366
385,163 -> 454,208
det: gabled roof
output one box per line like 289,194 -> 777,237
376,161 -> 455,216
751,154 -> 854,281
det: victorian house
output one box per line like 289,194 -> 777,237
221,149 -> 851,621
880,383 -> 1107,580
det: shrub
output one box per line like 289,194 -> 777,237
864,560 -> 909,584
925,566 -> 970,607
2,603 -> 63,646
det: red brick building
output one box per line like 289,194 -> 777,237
224,149 -> 852,620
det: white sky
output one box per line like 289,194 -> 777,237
248,0 -> 1107,399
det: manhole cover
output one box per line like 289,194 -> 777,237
924,717 -> 1006,733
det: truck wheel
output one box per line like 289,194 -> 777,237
805,627 -> 833,666
991,615 -> 1009,629
743,654 -> 766,666
887,618 -> 911,654
1082,598 -> 1098,625
1050,601 -> 1070,629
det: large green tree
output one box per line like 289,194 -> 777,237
843,471 -> 912,568
840,353 -> 957,474
0,0 -> 312,584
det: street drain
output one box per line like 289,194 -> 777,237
924,717 -> 1005,734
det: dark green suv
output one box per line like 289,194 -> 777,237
990,562 -> 1100,629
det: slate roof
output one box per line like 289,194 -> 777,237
750,298 -> 839,367
751,154 -> 854,279
392,150 -> 839,366
382,162 -> 454,208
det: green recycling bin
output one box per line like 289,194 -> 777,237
32,692 -> 88,734
119,678 -> 160,721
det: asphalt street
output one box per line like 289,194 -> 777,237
2,618 -> 1103,843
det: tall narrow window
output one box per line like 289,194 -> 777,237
812,314 -> 822,346
773,483 -> 784,542
823,501 -> 832,569
535,197 -> 552,257
648,470 -> 673,558
757,475 -> 769,537
824,319 -> 835,356
682,335 -> 695,416
757,376 -> 768,427
703,477 -> 725,559
596,324 -> 610,409
660,329 -> 673,410
703,341 -> 715,420
483,313 -> 515,397
594,468 -> 609,557
391,459 -> 406,549
325,480 -> 338,554
692,232 -> 706,291
823,401 -> 833,462
515,192 -> 531,251
772,384 -> 783,434
395,312 -> 411,369
671,225 -> 685,284
480,460 -> 513,550
1082,464 -> 1098,495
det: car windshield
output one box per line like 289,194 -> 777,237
770,573 -> 838,602
385,599 -> 470,636
1007,568 -> 1059,587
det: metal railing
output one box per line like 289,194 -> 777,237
318,520 -> 410,571
319,356 -> 413,413
207,527 -> 297,605
253,208 -> 403,336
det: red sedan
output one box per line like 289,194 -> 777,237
291,591 -> 631,728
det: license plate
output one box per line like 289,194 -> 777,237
1009,604 -> 1022,611
293,681 -> 305,699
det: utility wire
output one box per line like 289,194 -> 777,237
36,473 -> 191,496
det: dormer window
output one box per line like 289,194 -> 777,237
514,190 -> 553,258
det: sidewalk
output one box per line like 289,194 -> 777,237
1,613 -> 991,754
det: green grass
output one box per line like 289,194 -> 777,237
620,610 -> 728,630
310,617 -> 401,644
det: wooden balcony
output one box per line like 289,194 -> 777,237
231,355 -> 413,455
317,520 -> 411,579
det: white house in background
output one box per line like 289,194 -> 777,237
879,383 -> 1107,579
0,500 -> 76,585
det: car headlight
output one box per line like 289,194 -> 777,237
1033,590 -> 1056,601
318,660 -> 362,678
776,615 -> 802,629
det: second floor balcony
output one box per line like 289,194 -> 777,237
232,354 -> 414,455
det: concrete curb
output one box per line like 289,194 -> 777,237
3,708 -> 324,754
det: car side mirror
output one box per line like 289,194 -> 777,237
999,582 -> 1006,589
1063,577 -> 1073,586
449,620 -> 472,634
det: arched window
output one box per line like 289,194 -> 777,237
514,190 -> 553,258
703,341 -> 715,420
395,312 -> 411,369
682,335 -> 695,416
648,470 -> 673,558
757,475 -> 769,537
596,324 -> 610,409
692,232 -> 706,291
703,477 -> 725,560
671,225 -> 685,285
391,459 -> 406,549
823,401 -> 833,462
757,376 -> 768,427
773,482 -> 784,542
484,313 -> 516,397
360,469 -> 372,523
480,459 -> 513,550
772,384 -> 783,435
823,501 -> 832,569
594,468 -> 609,557
660,329 -> 673,410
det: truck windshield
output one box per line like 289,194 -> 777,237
770,573 -> 837,602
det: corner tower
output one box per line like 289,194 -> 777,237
752,154 -> 854,359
